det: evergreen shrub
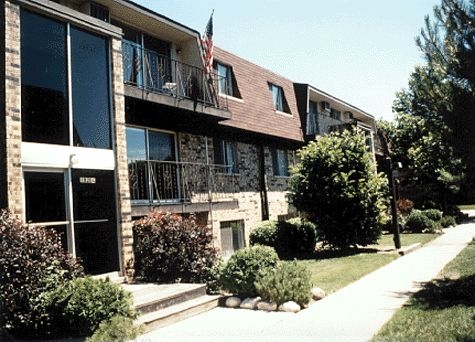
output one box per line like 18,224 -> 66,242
255,260 -> 312,306
405,210 -> 436,233
249,220 -> 277,247
274,218 -> 317,259
220,245 -> 279,297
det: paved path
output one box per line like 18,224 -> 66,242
136,223 -> 475,342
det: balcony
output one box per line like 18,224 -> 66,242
122,41 -> 229,118
128,160 -> 239,209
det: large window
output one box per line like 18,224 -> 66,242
214,138 -> 238,174
21,10 -> 111,149
272,148 -> 289,177
126,126 -> 178,201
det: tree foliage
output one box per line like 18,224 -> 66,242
389,0 -> 475,206
289,128 -> 389,249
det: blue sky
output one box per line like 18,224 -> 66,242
134,0 -> 440,121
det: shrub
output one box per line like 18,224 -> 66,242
0,210 -> 84,339
255,261 -> 312,306
133,211 -> 218,283
201,259 -> 224,295
397,198 -> 414,216
274,218 -> 317,259
422,209 -> 443,222
249,220 -> 277,247
44,277 -> 137,338
289,128 -> 388,249
440,215 -> 457,228
220,245 -> 279,297
86,315 -> 142,342
405,210 -> 436,233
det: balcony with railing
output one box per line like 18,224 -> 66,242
122,41 -> 229,118
128,160 -> 239,209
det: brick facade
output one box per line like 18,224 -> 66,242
3,1 -> 22,217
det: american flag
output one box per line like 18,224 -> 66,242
201,11 -> 214,75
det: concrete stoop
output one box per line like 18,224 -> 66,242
122,283 -> 219,333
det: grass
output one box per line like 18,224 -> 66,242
297,232 -> 440,295
299,253 -> 398,294
372,241 -> 475,342
457,204 -> 475,210
376,232 -> 439,248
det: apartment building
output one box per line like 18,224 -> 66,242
0,0 -> 378,277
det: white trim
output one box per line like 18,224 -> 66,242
219,92 -> 244,103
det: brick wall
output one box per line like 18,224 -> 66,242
111,37 -> 134,278
3,1 -> 22,217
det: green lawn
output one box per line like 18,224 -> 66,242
457,204 -> 475,210
372,241 -> 475,342
298,232 -> 440,295
299,253 -> 398,294
376,232 -> 439,248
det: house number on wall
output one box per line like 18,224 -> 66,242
79,177 -> 96,184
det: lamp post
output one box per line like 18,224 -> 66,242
378,128 -> 401,250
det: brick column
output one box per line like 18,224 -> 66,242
2,1 -> 22,217
111,37 -> 134,279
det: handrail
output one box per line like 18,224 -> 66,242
128,159 -> 238,204
122,41 -> 228,111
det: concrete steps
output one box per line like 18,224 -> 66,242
122,283 -> 219,333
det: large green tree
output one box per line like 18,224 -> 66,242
289,128 -> 388,249
390,0 -> 474,204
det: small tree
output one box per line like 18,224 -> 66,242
289,128 -> 388,249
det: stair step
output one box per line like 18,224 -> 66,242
136,294 -> 220,332
123,283 -> 207,314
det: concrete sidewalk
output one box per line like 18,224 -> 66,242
136,223 -> 475,342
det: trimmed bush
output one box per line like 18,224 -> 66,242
220,245 -> 279,297
274,218 -> 317,259
86,315 -> 142,342
405,210 -> 436,233
133,211 -> 218,283
255,260 -> 312,306
422,209 -> 443,222
44,277 -> 137,338
249,220 -> 277,247
440,215 -> 457,228
0,210 -> 84,339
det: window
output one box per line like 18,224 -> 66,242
272,148 -> 289,177
214,138 -> 238,174
268,83 -> 289,113
306,101 -> 319,136
216,62 -> 240,98
21,10 -> 111,149
125,127 -> 178,201
220,220 -> 245,258
330,109 -> 341,121
89,2 -> 110,23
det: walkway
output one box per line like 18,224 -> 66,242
136,222 -> 475,342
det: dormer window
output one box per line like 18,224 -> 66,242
215,61 -> 241,98
268,83 -> 290,114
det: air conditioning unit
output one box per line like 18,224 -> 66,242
82,1 -> 110,23
320,101 -> 331,113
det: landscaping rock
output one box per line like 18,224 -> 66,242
278,301 -> 301,313
225,296 -> 242,308
257,301 -> 277,311
240,297 -> 261,310
311,287 -> 326,301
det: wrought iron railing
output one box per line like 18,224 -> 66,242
128,160 -> 239,204
122,41 -> 228,110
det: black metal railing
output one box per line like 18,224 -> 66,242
122,41 -> 228,110
128,160 -> 239,204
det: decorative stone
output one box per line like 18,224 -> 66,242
240,296 -> 261,310
225,296 -> 242,308
278,301 -> 301,313
311,287 -> 326,301
257,301 -> 278,311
